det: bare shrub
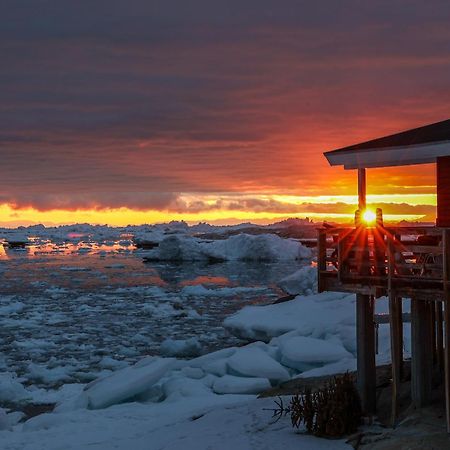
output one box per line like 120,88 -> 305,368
270,373 -> 361,438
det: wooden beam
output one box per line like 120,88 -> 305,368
357,294 -> 376,414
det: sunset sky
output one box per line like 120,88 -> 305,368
1,1 -> 450,227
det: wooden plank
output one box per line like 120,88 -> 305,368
400,245 -> 443,254
356,294 -> 376,415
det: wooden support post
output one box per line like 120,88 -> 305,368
431,303 -> 437,366
387,237 -> 402,425
389,293 -> 401,426
443,228 -> 450,432
411,298 -> 433,408
358,168 -> 367,211
436,301 -> 444,373
357,294 -> 376,415
397,297 -> 404,380
317,229 -> 327,293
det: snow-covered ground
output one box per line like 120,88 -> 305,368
0,285 -> 407,449
1,394 -> 350,450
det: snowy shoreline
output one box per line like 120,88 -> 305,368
0,225 -> 407,448
1,288 -> 410,448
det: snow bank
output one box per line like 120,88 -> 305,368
144,233 -> 311,262
224,291 -> 355,342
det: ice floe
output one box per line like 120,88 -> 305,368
144,233 -> 311,262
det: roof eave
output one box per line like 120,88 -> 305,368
324,141 -> 450,170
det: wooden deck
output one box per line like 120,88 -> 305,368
317,224 -> 450,427
317,225 -> 450,299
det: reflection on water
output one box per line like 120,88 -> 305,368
0,238 -> 307,387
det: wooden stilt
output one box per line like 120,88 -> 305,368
437,301 -> 444,373
431,303 -> 437,366
397,297 -> 404,380
357,293 -> 376,415
411,298 -> 433,408
389,293 -> 401,426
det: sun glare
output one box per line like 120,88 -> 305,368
362,209 -> 376,224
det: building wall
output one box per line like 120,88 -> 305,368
437,156 -> 450,227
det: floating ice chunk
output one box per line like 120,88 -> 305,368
98,356 -> 128,370
181,285 -> 266,297
227,346 -> 290,383
160,338 -> 202,357
81,357 -> 175,409
279,336 -> 353,372
0,301 -> 25,315
27,362 -> 76,384
4,231 -> 29,246
59,266 -> 91,272
151,235 -> 211,261
208,233 -> 311,261
278,266 -> 317,296
0,372 -> 30,402
213,375 -> 270,395
147,233 -> 311,262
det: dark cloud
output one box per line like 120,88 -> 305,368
1,1 -> 449,210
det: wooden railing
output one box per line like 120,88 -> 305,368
318,225 -> 450,298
